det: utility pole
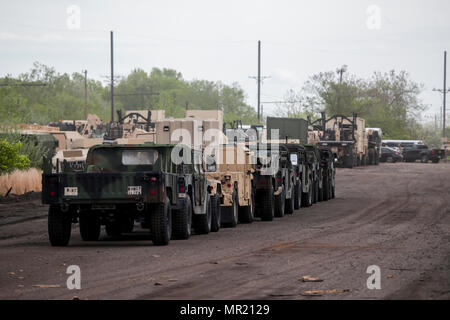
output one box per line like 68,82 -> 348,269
443,51 -> 447,139
432,51 -> 449,140
257,40 -> 261,121
83,70 -> 88,119
249,41 -> 270,122
110,31 -> 114,122
336,65 -> 347,112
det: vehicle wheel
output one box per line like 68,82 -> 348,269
193,194 -> 212,234
346,154 -> 354,168
312,180 -> 319,204
421,155 -> 428,163
318,182 -> 324,202
323,177 -> 329,201
274,186 -> 285,217
301,183 -> 313,207
331,184 -> 335,199
151,197 -> 172,246
48,205 -> 72,247
239,189 -> 254,223
210,194 -> 221,232
80,212 -> 101,241
293,182 -> 301,210
172,194 -> 192,240
260,186 -> 275,221
285,187 -> 294,214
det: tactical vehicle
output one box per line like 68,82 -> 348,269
42,144 -> 213,247
266,117 -> 313,210
205,144 -> 255,227
366,128 -> 382,165
317,147 -> 336,201
253,143 -> 285,220
312,113 -> 368,168
304,145 -> 321,204
283,144 -> 313,209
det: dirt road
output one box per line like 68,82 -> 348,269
0,163 -> 449,300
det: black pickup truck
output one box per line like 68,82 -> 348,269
402,144 -> 445,163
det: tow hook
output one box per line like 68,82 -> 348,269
136,202 -> 145,211
61,202 -> 70,212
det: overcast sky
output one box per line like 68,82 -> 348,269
0,0 -> 449,122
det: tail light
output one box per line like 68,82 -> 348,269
277,177 -> 281,183
150,190 -> 156,195
432,150 -> 436,155
260,179 -> 265,184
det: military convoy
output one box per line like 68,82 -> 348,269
41,110 -> 341,247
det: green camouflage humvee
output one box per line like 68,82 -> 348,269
42,144 -> 214,246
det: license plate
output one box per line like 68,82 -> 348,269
127,186 -> 142,195
64,187 -> 78,196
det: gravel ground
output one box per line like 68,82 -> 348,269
0,162 -> 449,300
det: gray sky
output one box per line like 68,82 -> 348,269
0,0 -> 449,122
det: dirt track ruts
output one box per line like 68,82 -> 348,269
0,162 -> 449,300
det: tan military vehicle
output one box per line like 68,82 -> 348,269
205,143 -> 255,227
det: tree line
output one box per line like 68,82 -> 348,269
0,62 -> 258,125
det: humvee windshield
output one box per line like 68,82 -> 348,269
87,147 -> 162,172
290,153 -> 298,166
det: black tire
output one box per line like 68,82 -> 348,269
274,186 -> 285,217
151,197 -> 172,246
210,194 -> 221,232
239,189 -> 254,223
323,177 -> 330,201
293,182 -> 301,210
313,180 -> 319,204
285,187 -> 294,214
260,186 -> 275,221
48,205 -> 72,247
301,183 -> 313,207
318,179 -> 324,202
331,184 -> 335,199
172,195 -> 192,240
193,194 -> 212,234
80,212 -> 101,241
346,154 -> 354,168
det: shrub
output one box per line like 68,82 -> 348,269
0,139 -> 30,174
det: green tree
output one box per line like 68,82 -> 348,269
0,139 -> 30,174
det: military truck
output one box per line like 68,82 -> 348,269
317,147 -> 336,201
205,143 -> 255,227
366,128 -> 382,165
283,144 -> 315,209
266,117 -> 313,210
304,145 -> 321,204
42,143 -> 214,246
312,113 -> 367,168
252,143 -> 282,221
